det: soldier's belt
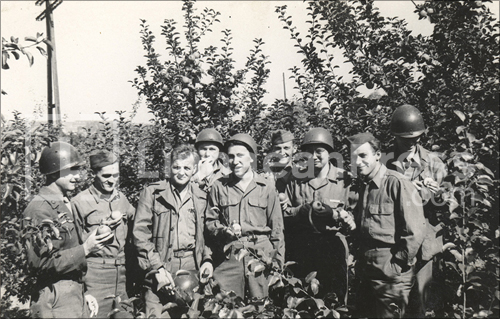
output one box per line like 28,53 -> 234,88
87,257 -> 126,265
173,248 -> 194,258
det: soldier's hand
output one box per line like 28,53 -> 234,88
85,294 -> 99,318
83,228 -> 113,256
412,180 -> 424,191
278,193 -> 290,213
197,158 -> 215,181
156,267 -> 174,291
101,213 -> 123,230
199,262 -> 214,284
338,209 -> 356,231
423,177 -> 439,193
223,226 -> 238,241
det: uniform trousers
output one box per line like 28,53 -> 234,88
286,231 -> 348,304
30,279 -> 89,318
355,247 -> 414,318
144,253 -> 196,318
85,258 -> 129,318
213,235 -> 273,300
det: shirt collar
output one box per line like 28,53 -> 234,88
366,163 -> 386,188
89,184 -> 120,203
38,183 -> 67,209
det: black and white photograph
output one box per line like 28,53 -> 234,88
1,1 -> 499,318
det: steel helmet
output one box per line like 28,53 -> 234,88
391,104 -> 426,138
173,270 -> 199,306
39,141 -> 83,175
195,128 -> 224,150
301,128 -> 334,152
225,133 -> 258,155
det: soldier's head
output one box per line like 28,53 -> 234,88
348,133 -> 381,178
195,128 -> 223,166
391,104 -> 425,153
270,130 -> 295,166
39,141 -> 83,193
170,144 -> 199,189
90,150 -> 119,195
300,128 -> 334,171
225,133 -> 257,179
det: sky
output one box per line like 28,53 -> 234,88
1,1 -> 498,125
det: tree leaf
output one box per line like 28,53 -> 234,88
454,110 -> 466,122
24,51 -> 34,67
305,271 -> 317,283
36,46 -> 47,57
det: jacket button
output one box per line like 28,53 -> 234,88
168,258 -> 171,262
170,227 -> 174,231
168,244 -> 172,248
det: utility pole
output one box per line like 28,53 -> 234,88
282,72 -> 287,101
36,0 -> 63,126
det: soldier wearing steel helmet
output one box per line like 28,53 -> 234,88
282,127 -> 355,305
22,141 -> 113,318
192,128 -> 231,192
205,133 -> 285,300
387,104 -> 448,318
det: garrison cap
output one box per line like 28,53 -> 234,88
347,132 -> 377,145
271,130 -> 294,145
89,150 -> 118,171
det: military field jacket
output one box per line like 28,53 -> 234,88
133,180 -> 211,273
22,184 -> 87,289
205,172 -> 285,264
354,164 -> 426,265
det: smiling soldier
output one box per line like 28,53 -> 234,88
205,133 -> 285,300
133,144 -> 213,318
348,132 -> 426,318
22,142 -> 113,318
72,150 -> 136,318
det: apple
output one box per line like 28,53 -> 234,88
278,193 -> 287,202
182,88 -> 190,95
426,8 -> 434,14
312,201 -> 323,211
473,1 -> 482,8
96,224 -> 112,236
110,210 -> 122,220
181,76 -> 191,84
419,10 -> 428,18
193,52 -> 201,59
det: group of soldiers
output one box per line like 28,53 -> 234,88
22,104 -> 447,318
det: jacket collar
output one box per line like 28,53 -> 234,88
38,183 -> 67,209
88,184 -> 120,204
367,163 -> 386,189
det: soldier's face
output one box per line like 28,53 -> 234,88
353,142 -> 381,177
395,136 -> 420,153
197,142 -> 220,165
271,141 -> 295,165
94,162 -> 120,194
171,155 -> 197,188
303,145 -> 329,169
228,145 -> 253,178
55,167 -> 81,193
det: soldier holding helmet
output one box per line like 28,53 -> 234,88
22,141 -> 112,318
282,127 -> 355,305
133,144 -> 213,318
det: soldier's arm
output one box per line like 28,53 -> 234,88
70,199 -> 89,243
267,187 -> 285,265
391,178 -> 426,265
204,183 -> 226,239
132,185 -> 163,272
23,210 -> 87,277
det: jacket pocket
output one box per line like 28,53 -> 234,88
86,210 -> 107,226
368,203 -> 395,241
152,209 -> 169,248
247,196 -> 267,227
